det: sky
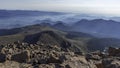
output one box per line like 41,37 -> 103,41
0,0 -> 120,16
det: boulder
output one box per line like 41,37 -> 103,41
62,56 -> 97,68
11,50 -> 30,63
108,47 -> 120,57
95,63 -> 103,68
86,53 -> 101,60
0,53 -> 6,62
102,58 -> 120,68
47,53 -> 62,64
39,64 -> 56,68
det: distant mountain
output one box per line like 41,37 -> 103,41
0,10 -> 71,29
0,10 -> 63,19
52,21 -> 70,31
110,17 -> 120,22
0,28 -> 22,36
34,19 -> 54,24
69,19 -> 120,38
48,19 -> 120,38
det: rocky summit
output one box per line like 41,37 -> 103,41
0,41 -> 119,68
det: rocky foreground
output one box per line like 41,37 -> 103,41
0,41 -> 119,68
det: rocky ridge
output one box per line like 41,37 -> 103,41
0,41 -> 119,68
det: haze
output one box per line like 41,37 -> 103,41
0,0 -> 120,16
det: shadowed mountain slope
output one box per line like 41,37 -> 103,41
0,23 -> 120,52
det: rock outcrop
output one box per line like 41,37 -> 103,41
108,47 -> 120,57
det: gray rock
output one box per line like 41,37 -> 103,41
11,50 -> 30,63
